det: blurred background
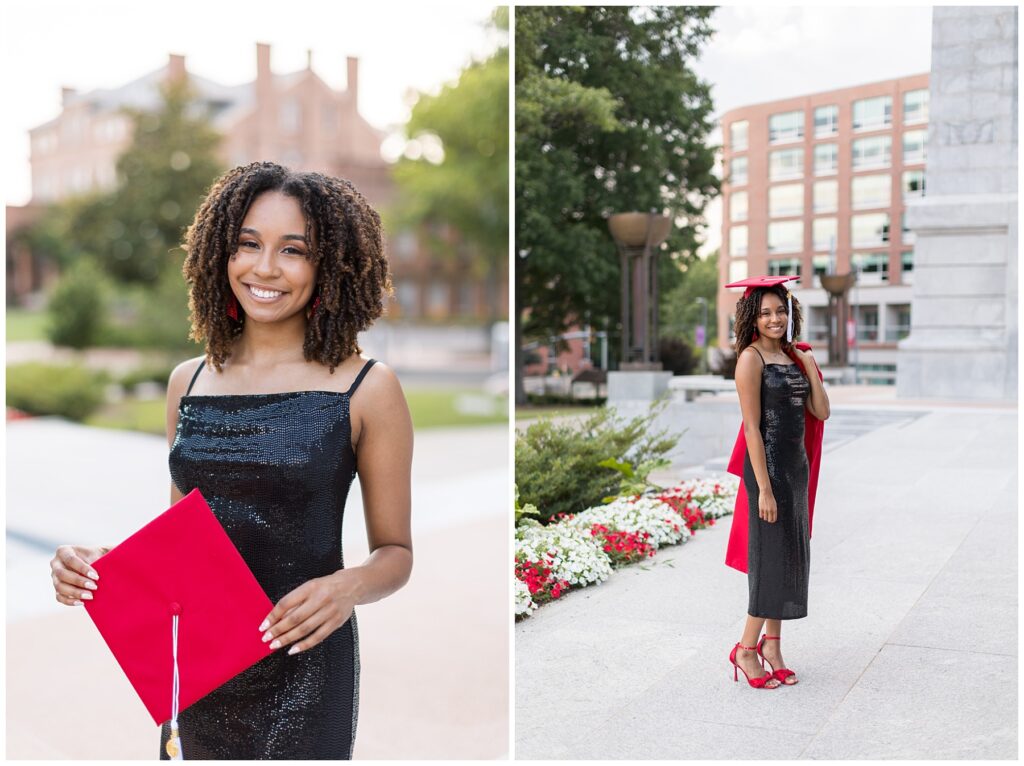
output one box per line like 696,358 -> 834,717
4,1 -> 509,758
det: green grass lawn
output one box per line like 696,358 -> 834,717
83,387 -> 509,436
514,404 -> 602,422
6,308 -> 49,342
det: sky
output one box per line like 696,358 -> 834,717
2,1 -> 504,206
692,5 -> 934,256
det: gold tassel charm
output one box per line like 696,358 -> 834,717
166,723 -> 182,759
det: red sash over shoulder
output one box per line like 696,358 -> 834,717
724,341 -> 825,573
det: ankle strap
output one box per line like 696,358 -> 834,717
736,642 -> 757,651
762,635 -> 780,640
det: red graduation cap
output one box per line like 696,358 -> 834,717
725,274 -> 800,341
724,274 -> 800,298
83,488 -> 274,744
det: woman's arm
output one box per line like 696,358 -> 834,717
736,348 -> 777,523
794,348 -> 830,421
259,361 -> 414,654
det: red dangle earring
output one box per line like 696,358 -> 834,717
226,293 -> 240,321
306,291 -> 321,320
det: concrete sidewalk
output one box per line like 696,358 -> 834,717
5,419 -> 509,759
515,400 -> 1017,759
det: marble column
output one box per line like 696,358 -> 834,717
897,6 -> 1018,400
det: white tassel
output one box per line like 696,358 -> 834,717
786,290 -> 794,343
166,613 -> 184,760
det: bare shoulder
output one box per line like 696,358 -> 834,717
354,359 -> 404,403
736,346 -> 764,374
167,355 -> 206,401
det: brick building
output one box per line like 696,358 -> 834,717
718,74 -> 929,383
8,44 -> 507,322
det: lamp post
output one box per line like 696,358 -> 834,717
607,211 -> 672,369
695,296 -> 708,374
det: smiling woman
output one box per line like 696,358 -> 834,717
49,161 -> 414,759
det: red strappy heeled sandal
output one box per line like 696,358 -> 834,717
756,634 -> 798,685
729,642 -> 778,689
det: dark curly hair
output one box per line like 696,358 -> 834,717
182,161 -> 393,373
732,284 -> 803,357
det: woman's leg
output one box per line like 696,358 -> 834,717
761,618 -> 796,683
736,614 -> 778,687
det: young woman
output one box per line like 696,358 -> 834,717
724,276 -> 829,690
49,161 -> 414,757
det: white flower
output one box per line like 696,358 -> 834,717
565,495 -> 691,548
515,578 -> 537,616
515,524 -> 612,587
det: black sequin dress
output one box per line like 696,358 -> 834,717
161,357 -> 377,759
743,349 -> 810,620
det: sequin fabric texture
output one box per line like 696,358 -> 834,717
160,358 -> 377,759
742,356 -> 811,620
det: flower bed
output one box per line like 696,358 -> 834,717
515,474 -> 739,619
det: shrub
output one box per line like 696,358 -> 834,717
6,362 -> 109,421
659,335 -> 699,375
45,258 -> 112,349
515,398 -> 679,521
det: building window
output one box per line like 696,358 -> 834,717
730,190 -> 748,222
852,135 -> 892,169
812,255 -> 830,287
900,251 -> 914,285
768,220 -> 803,254
812,217 -> 837,252
729,225 -> 748,257
769,110 -> 804,144
769,148 -> 803,180
903,129 -> 927,164
904,89 -> 929,125
855,305 -> 880,341
903,169 -> 926,199
322,104 -> 337,134
729,259 -> 748,283
767,258 -> 801,277
395,279 -> 419,316
427,279 -> 449,315
814,105 -> 838,137
279,100 -> 301,133
458,281 -> 476,315
814,143 -> 838,176
852,252 -> 890,283
769,183 -> 803,218
730,120 -> 749,151
852,95 -> 892,131
901,212 -> 915,245
851,173 -> 891,210
851,213 -> 890,247
729,155 -> 748,186
813,179 -> 838,213
887,303 -> 912,341
392,230 -> 418,261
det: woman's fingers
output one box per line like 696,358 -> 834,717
54,546 -> 100,581
271,610 -> 335,652
51,546 -> 101,606
286,621 -> 337,655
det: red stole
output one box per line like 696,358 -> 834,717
724,341 -> 825,573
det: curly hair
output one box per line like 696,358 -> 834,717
182,161 -> 393,374
732,285 -> 803,357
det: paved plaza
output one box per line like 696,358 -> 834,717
516,389 -> 1018,759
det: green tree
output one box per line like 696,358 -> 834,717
661,249 -> 719,351
391,7 -> 509,322
27,77 -> 224,286
515,6 -> 719,403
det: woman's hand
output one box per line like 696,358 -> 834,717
50,545 -> 106,606
792,345 -> 816,370
259,570 -> 363,655
758,489 -> 778,523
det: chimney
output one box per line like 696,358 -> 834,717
256,43 -> 273,159
307,49 -> 313,71
61,87 -> 77,107
347,56 -> 359,111
257,42 -> 271,87
167,53 -> 186,83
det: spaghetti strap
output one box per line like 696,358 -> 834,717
748,346 -> 766,366
185,359 -> 206,396
345,358 -> 377,396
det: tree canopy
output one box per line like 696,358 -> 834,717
516,6 -> 719,360
391,7 -> 509,322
